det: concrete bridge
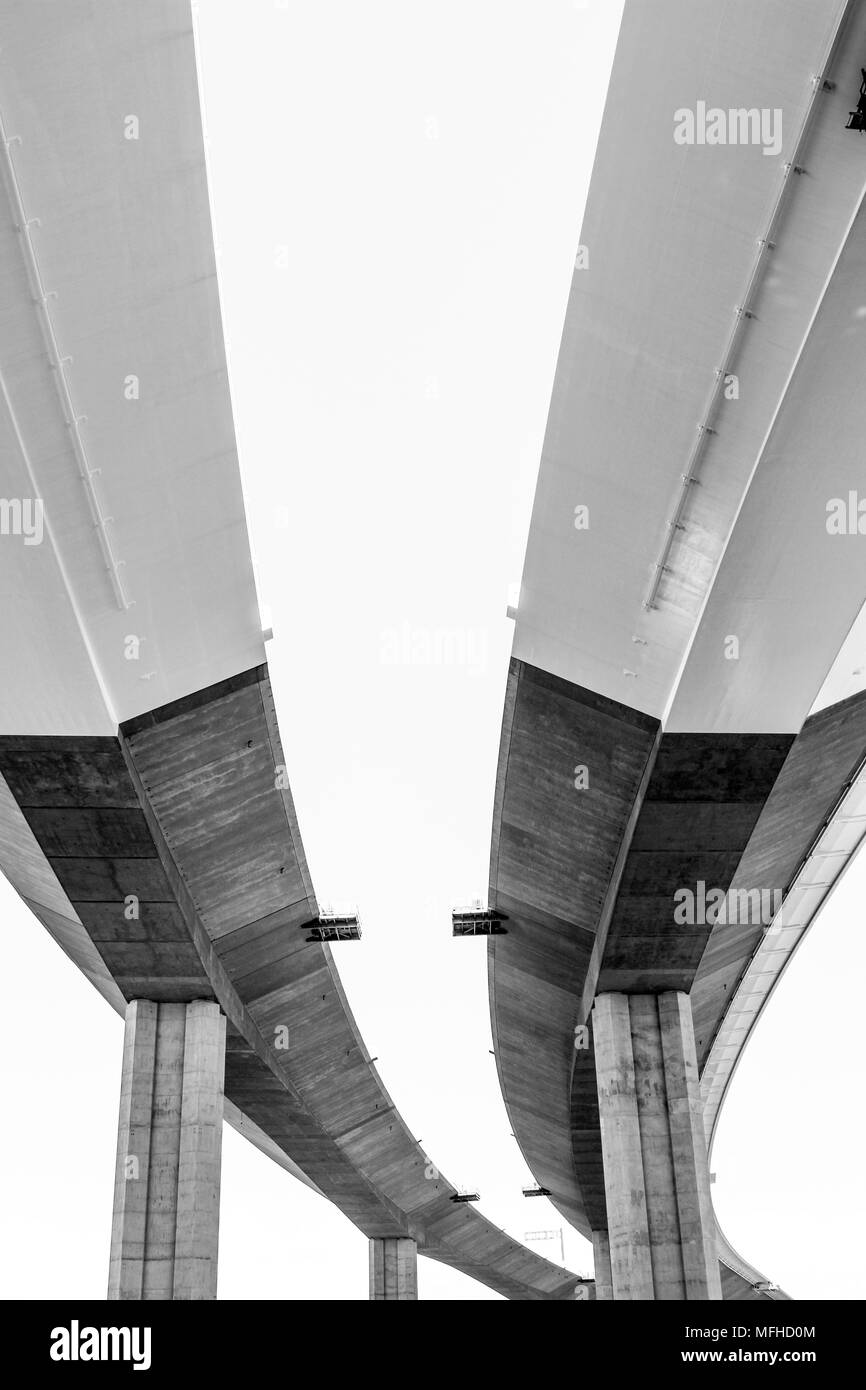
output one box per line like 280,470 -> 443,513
487,0 -> 866,1301
0,0 -> 585,1301
2,0 -> 863,1302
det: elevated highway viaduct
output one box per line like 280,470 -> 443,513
0,0 -> 585,1301
488,0 -> 866,1301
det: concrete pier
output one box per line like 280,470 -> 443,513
592,1230 -> 613,1301
108,999 -> 226,1300
369,1237 -> 418,1300
592,991 -> 720,1301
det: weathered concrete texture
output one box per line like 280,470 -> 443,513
592,991 -> 720,1301
592,994 -> 654,1297
0,696 -> 581,1301
487,663 -> 866,1255
658,993 -> 720,1299
592,1230 -> 613,1301
369,1237 -> 418,1300
108,999 -> 226,1300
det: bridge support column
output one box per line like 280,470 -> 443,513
369,1237 -> 418,1300
108,999 -> 226,1300
592,1230 -> 613,1300
592,991 -> 720,1301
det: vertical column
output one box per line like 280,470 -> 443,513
592,991 -> 721,1301
108,999 -> 158,1300
591,1230 -> 613,1301
630,995 -> 685,1298
173,1000 -> 226,1299
658,992 -> 721,1300
141,1003 -> 186,1299
592,993 -> 654,1298
108,999 -> 226,1301
369,1237 -> 418,1300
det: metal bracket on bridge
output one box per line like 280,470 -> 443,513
303,911 -> 361,942
846,68 -> 866,130
452,907 -> 508,936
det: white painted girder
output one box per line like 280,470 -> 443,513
0,0 -> 264,734
514,0 -> 866,735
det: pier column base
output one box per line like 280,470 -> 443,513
592,1230 -> 613,1300
369,1237 -> 418,1300
592,991 -> 720,1301
108,999 -> 226,1300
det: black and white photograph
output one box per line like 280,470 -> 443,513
0,0 -> 863,1360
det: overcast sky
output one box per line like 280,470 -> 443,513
0,0 -> 863,1301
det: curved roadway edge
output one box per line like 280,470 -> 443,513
485,0 -> 866,1302
0,766 -> 323,1198
0,0 -> 588,1301
699,709 -> 866,1300
487,662 -> 866,1299
0,668 -> 587,1301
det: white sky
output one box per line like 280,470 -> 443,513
1,0 -> 863,1301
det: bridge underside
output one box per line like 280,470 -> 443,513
490,659 -> 866,1297
0,664 -> 586,1300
